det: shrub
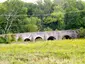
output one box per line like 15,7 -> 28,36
0,37 -> 6,43
4,34 -> 12,44
0,34 -> 16,44
17,36 -> 23,42
11,34 -> 16,42
0,34 -> 14,44
4,34 -> 16,44
77,27 -> 85,38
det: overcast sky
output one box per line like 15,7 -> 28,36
0,0 -> 85,3
0,0 -> 38,3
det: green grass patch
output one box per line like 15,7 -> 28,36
0,39 -> 85,64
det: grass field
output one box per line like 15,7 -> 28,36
0,39 -> 85,64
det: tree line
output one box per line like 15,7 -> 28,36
0,0 -> 85,34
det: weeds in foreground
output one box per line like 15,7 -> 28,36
0,39 -> 85,64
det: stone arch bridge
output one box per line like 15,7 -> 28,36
0,30 -> 78,41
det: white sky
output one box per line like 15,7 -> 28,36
0,0 -> 38,3
21,0 -> 38,3
0,0 -> 85,3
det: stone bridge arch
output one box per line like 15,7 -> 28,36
24,38 -> 31,41
35,36 -> 43,41
62,35 -> 72,39
47,36 -> 56,40
32,32 -> 45,41
45,31 -> 58,40
16,33 -> 32,41
58,30 -> 78,40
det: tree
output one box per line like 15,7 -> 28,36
32,0 -> 53,31
64,0 -> 85,29
44,5 -> 65,30
23,17 -> 41,32
0,0 -> 27,34
0,3 -> 8,34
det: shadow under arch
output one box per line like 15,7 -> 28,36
35,37 -> 43,41
47,36 -> 56,40
62,35 -> 71,39
24,38 -> 31,42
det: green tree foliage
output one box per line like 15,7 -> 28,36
63,0 -> 85,29
44,5 -> 65,30
0,0 -> 85,35
23,17 -> 41,32
0,0 -> 27,34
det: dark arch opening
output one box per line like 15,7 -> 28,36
62,35 -> 71,39
24,38 -> 31,42
35,37 -> 43,41
47,36 -> 56,40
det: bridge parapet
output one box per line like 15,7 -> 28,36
0,30 -> 78,41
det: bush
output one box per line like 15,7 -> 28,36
4,34 -> 16,44
11,34 -> 16,42
17,36 -> 23,42
77,27 -> 85,38
4,34 -> 12,44
0,34 -> 16,44
0,34 -> 14,44
0,37 -> 6,43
